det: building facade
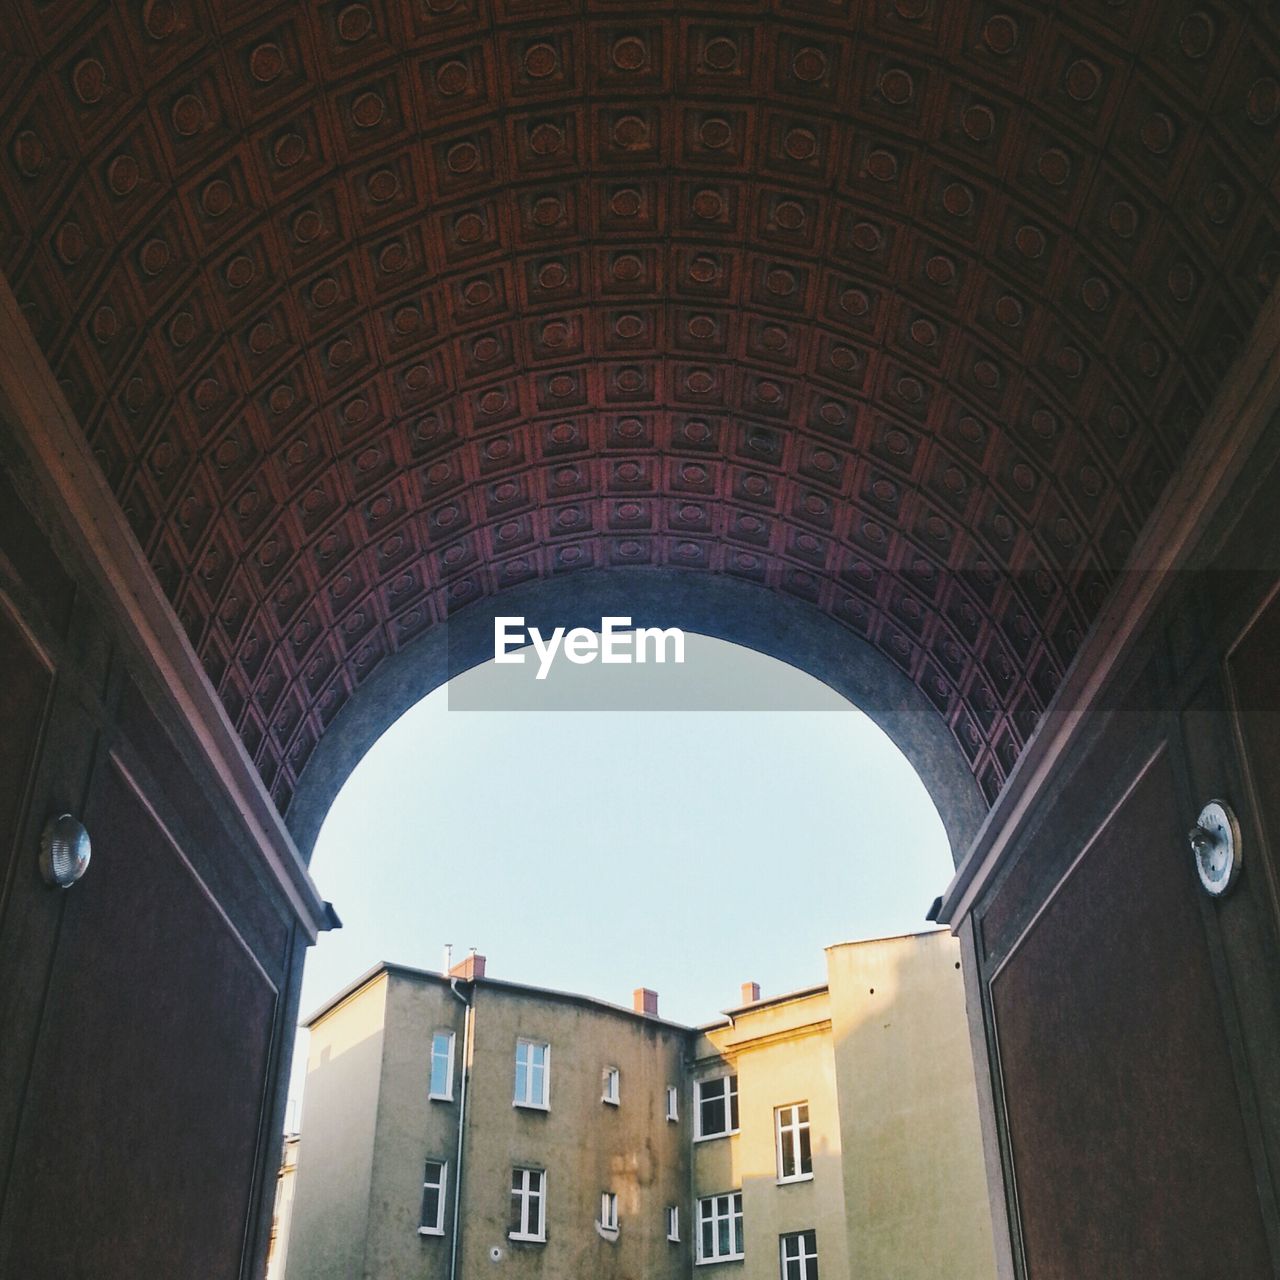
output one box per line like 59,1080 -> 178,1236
285,931 -> 995,1279
266,1133 -> 299,1280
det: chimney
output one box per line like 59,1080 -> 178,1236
633,987 -> 659,1017
448,951 -> 486,981
740,981 -> 761,1005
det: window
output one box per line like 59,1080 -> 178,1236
666,1205 -> 680,1242
602,1066 -> 620,1105
419,1160 -> 447,1235
780,1229 -> 819,1280
666,1085 -> 679,1122
514,1039 -> 550,1109
696,1074 -> 738,1139
429,1031 -> 455,1100
775,1103 -> 812,1181
697,1191 -> 743,1263
600,1191 -> 618,1232
509,1167 -> 546,1241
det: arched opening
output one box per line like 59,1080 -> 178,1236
286,568 -> 988,864
281,625 -> 1000,1278
297,630 -> 954,1028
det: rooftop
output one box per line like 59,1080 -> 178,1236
303,928 -> 954,1033
303,960 -> 692,1032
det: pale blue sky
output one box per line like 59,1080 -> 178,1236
288,634 -> 953,1122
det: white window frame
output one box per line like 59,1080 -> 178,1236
602,1065 -> 620,1106
666,1084 -> 679,1122
779,1229 -> 818,1280
509,1167 -> 546,1242
600,1191 -> 619,1231
513,1039 -> 550,1110
428,1030 -> 455,1101
694,1073 -> 739,1140
775,1102 -> 813,1183
418,1159 -> 447,1236
696,1191 -> 744,1264
666,1204 -> 680,1242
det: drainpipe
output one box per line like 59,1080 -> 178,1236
448,976 -> 473,1280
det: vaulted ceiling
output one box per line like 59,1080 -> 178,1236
2,0 -> 1277,816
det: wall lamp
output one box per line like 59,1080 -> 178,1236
39,813 -> 91,888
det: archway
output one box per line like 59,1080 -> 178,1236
2,0 -> 1274,845
284,627 -> 998,1276
296,623 -> 957,1007
0,0 -> 1277,1275
287,568 -> 986,862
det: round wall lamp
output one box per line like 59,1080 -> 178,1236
39,813 -> 91,888
1189,799 -> 1241,898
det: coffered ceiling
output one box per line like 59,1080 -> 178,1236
2,0 -> 1277,815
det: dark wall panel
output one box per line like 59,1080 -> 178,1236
116,676 -> 292,977
0,466 -> 73,639
0,602 -> 50,927
0,761 -> 277,1279
0,596 -> 56,1205
992,750 -> 1271,1279
1228,586 -> 1280,926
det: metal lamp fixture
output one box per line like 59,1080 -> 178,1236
1188,799 -> 1241,898
38,813 -> 91,888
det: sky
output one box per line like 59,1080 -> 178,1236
287,632 -> 954,1124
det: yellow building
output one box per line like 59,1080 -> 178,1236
285,933 -> 995,1279
691,932 -> 997,1278
267,1133 -> 300,1280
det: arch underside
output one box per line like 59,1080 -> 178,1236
2,0 -> 1277,819
282,568 -> 992,861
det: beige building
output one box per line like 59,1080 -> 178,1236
691,932 -> 997,1278
285,932 -> 995,1279
267,1133 -> 300,1280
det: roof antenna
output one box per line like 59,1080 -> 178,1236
443,943 -> 453,974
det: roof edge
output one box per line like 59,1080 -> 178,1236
303,961 -> 693,1032
698,982 -> 830,1030
823,926 -> 951,952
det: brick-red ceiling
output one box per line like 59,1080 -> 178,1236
2,0 -> 1277,816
